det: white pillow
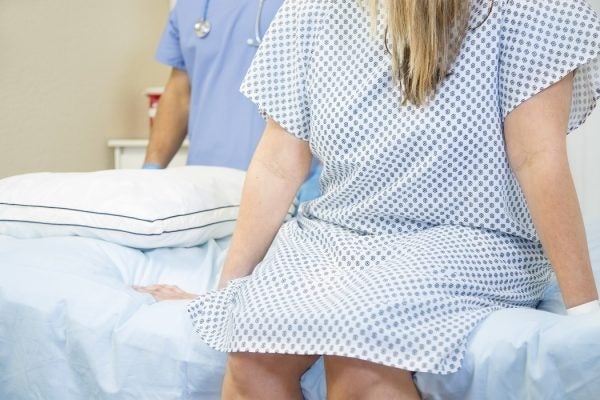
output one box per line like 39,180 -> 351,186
0,166 -> 289,249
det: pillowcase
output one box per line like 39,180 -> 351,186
0,166 -> 293,249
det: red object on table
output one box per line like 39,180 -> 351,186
145,87 -> 164,129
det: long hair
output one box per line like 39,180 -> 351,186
369,0 -> 472,106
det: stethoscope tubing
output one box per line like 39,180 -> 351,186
196,0 -> 265,47
250,0 -> 266,47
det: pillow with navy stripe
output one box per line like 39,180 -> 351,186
0,166 -> 293,249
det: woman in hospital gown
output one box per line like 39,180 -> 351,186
184,0 -> 600,397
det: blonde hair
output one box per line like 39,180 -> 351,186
369,0 -> 472,106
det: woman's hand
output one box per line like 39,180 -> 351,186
133,284 -> 198,301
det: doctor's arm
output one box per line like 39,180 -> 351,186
504,72 -> 599,311
143,67 -> 190,168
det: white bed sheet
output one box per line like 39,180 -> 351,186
0,235 -> 229,399
1,222 -> 600,399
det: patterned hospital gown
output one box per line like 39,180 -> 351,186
188,0 -> 600,374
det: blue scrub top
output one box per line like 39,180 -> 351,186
156,0 -> 283,170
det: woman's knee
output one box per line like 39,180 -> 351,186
324,355 -> 421,400
225,352 -> 318,395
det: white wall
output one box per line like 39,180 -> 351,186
568,0 -> 600,221
568,110 -> 600,221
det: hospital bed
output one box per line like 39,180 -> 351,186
0,166 -> 599,399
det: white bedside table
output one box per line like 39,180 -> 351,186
107,139 -> 189,169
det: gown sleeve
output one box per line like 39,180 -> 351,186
498,0 -> 600,133
240,0 -> 328,141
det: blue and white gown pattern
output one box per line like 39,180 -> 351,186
188,0 -> 600,374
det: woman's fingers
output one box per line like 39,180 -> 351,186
132,284 -> 198,301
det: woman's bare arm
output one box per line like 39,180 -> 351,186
504,72 -> 598,309
217,120 -> 312,288
135,119 -> 312,300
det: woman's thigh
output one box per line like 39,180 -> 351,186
324,355 -> 421,400
223,352 -> 319,398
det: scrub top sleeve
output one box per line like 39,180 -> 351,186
155,9 -> 186,70
498,0 -> 600,134
240,0 -> 327,142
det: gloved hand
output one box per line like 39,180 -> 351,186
142,162 -> 162,169
567,300 -> 600,316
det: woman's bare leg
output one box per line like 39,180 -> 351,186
222,352 -> 319,400
324,355 -> 421,400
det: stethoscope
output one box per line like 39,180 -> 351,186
194,0 -> 266,47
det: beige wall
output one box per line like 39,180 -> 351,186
0,0 -> 171,178
0,0 -> 598,219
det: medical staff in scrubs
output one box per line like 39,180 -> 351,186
142,0 -> 282,171
144,0 -> 320,201
143,0 -> 320,195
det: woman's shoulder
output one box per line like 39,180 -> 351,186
275,0 -> 335,18
496,0 -> 600,22
268,0 -> 336,42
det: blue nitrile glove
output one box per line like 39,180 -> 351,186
142,163 -> 162,170
295,163 -> 322,212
